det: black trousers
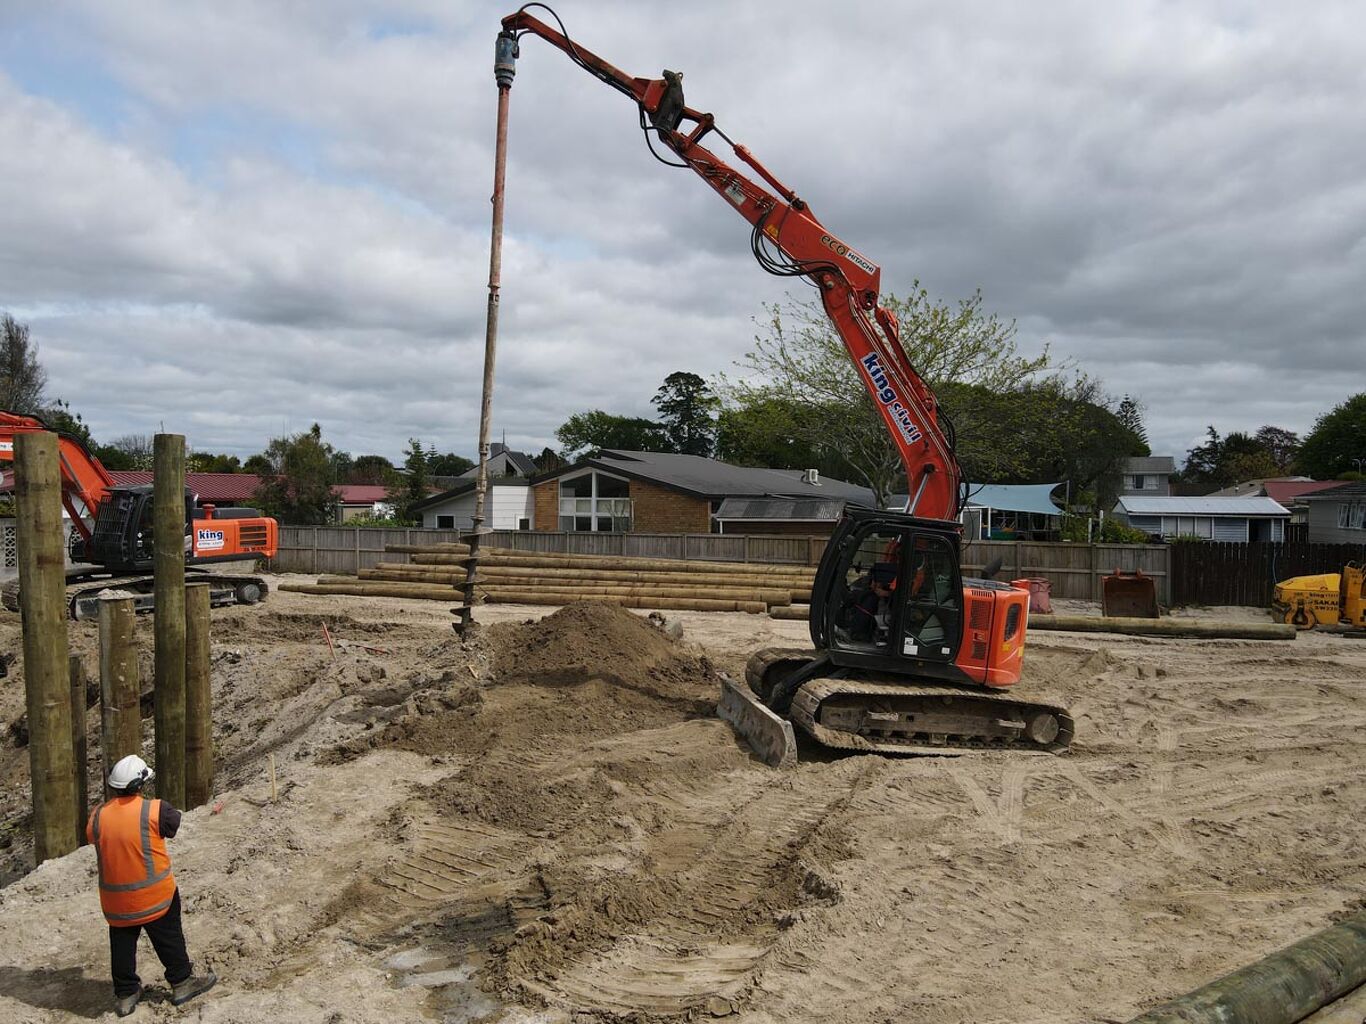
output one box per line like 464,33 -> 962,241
108,889 -> 193,997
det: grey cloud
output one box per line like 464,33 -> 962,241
2,0 -> 1364,467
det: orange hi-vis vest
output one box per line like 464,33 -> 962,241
86,796 -> 177,927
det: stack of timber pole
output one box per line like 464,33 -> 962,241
280,541 -> 816,616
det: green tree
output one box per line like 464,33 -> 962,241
651,371 -> 719,456
0,313 -> 47,413
946,374 -> 1147,509
1181,424 -> 1300,488
1115,395 -> 1150,454
723,283 -> 1051,506
428,451 -> 475,477
1297,393 -> 1366,479
555,410 -> 671,460
243,453 -> 273,476
37,398 -> 94,446
347,454 -> 399,485
532,447 -> 564,473
251,423 -> 340,525
100,434 -> 154,470
1254,425 -> 1300,474
386,439 -> 432,525
715,396 -> 858,480
187,452 -> 243,473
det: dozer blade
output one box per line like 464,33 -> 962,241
717,673 -> 797,768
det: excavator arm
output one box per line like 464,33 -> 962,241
0,411 -> 117,540
498,8 -> 964,520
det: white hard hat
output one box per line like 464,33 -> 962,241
109,754 -> 154,792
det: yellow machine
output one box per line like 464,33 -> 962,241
1273,563 -> 1366,630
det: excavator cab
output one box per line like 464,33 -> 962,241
813,508 -> 965,682
88,485 -> 196,571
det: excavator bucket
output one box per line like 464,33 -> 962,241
717,674 -> 797,768
1102,569 -> 1160,619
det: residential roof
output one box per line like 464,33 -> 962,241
111,471 -> 262,504
559,450 -> 876,502
1120,456 -> 1176,474
962,482 -> 1064,517
458,443 -> 537,478
1303,481 -> 1366,501
1115,495 -> 1289,516
1263,479 -> 1345,504
335,484 -> 389,504
410,476 -> 529,513
713,497 -> 855,522
1209,477 -> 1341,504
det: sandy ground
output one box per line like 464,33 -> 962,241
2,572 -> 1365,1024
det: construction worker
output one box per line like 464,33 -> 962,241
87,754 -> 217,1017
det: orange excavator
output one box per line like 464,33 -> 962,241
494,8 -> 1074,758
1,411 -> 276,619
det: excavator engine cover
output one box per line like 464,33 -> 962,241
1102,569 -> 1160,619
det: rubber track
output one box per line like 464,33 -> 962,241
747,647 -> 1074,756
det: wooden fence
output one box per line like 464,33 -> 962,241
1170,540 -> 1366,607
269,526 -> 831,574
269,525 -> 1170,603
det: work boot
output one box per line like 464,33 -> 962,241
114,987 -> 142,1017
170,970 -> 217,1007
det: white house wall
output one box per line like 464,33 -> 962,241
421,485 -> 532,530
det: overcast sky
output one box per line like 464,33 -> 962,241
2,1 -> 1363,468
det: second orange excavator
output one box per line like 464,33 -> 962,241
2,411 -> 277,619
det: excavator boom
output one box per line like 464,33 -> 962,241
501,10 -> 962,522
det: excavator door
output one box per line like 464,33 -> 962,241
811,507 -> 971,686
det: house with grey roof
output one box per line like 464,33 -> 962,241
1112,494 -> 1290,542
526,450 -> 876,536
458,442 -> 538,479
1302,481 -> 1366,544
1119,456 -> 1176,496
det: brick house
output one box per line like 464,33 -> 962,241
526,450 -> 876,536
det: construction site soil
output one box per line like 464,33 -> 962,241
3,573 -> 1366,1023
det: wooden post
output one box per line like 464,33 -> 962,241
354,529 -> 362,575
153,433 -> 187,808
99,594 -> 142,801
184,583 -> 213,808
69,654 -> 88,844
14,432 -> 78,863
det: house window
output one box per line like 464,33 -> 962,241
557,471 -> 632,532
436,515 -> 455,529
518,517 -> 530,531
1340,503 -> 1366,530
1131,475 -> 1146,490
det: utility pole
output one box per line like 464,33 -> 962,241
457,29 -> 518,635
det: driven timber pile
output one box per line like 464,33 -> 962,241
279,541 -> 816,615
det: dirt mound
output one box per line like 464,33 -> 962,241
342,604 -> 718,770
490,601 -> 705,690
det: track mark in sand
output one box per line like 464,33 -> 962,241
1150,726 -> 1190,855
535,780 -> 854,1018
381,820 -> 533,904
954,765 -> 1028,845
1052,762 -> 1196,860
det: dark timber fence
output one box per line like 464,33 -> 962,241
268,526 -> 1170,603
1169,540 -> 1366,607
